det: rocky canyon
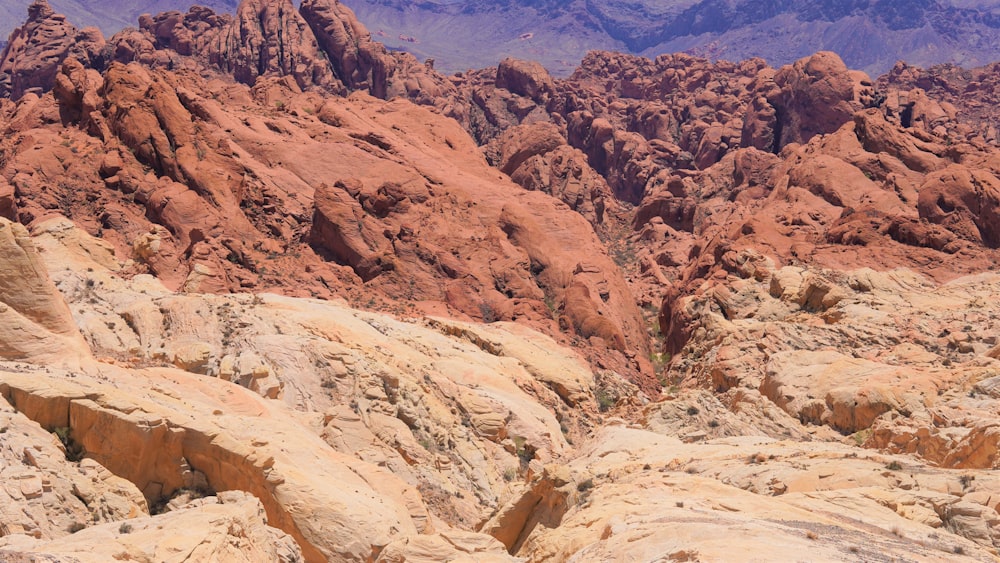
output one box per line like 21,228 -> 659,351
1,0 -> 1000,561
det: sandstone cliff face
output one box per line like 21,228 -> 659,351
299,0 -> 390,96
1,50 -> 650,386
2,491 -> 303,563
0,218 -> 88,364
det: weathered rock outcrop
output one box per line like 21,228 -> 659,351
484,122 -> 612,226
495,58 -> 555,105
1,492 -> 302,562
757,51 -> 875,150
518,426 -> 1000,560
0,400 -> 146,541
917,165 -> 1000,248
0,0 -> 106,100
113,0 -> 341,93
105,0 -> 455,105
229,0 -> 339,91
1,45 -> 650,386
298,0 -> 391,95
0,218 -> 87,363
879,60 -> 1000,145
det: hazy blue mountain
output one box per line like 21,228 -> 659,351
342,0 -> 1000,75
5,0 -> 1000,77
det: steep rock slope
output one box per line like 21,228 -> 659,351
0,0 -> 654,388
0,217 -> 532,562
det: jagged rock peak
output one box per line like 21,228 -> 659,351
26,0 -> 55,20
0,0 -> 105,99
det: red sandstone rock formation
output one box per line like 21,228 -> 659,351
0,0 -> 105,99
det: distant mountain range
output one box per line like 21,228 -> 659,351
4,0 -> 1000,77
342,0 -> 1000,75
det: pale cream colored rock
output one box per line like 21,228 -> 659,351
673,262 -> 1000,473
0,218 -> 88,365
761,350 -> 919,433
0,216 -> 591,559
169,340 -> 214,374
0,364 -> 426,562
30,218 -> 118,272
0,403 -> 147,541
428,317 -> 595,407
377,530 -> 515,563
0,491 -> 302,563
181,262 -> 222,292
516,426 -> 994,561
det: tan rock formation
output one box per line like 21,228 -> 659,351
519,426 -> 999,560
0,402 -> 146,541
1,491 -> 302,562
0,218 -> 88,364
10,217 -> 586,557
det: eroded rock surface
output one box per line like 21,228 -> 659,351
4,0 -> 1000,561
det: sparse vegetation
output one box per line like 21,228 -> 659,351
479,301 -> 497,323
595,389 -> 615,412
150,486 -> 213,515
53,426 -> 84,461
512,436 -> 534,463
119,522 -> 133,534
851,428 -> 872,447
651,351 -> 669,383
886,460 -> 903,471
544,295 -> 558,319
577,478 -> 594,492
